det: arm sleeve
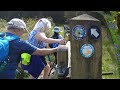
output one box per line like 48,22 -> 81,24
59,35 -> 63,39
19,40 -> 38,54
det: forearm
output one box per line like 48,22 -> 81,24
36,33 -> 60,44
45,38 -> 60,44
32,48 -> 57,56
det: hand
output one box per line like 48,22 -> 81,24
48,61 -> 54,67
59,39 -> 66,45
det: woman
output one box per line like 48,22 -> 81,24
21,18 -> 65,79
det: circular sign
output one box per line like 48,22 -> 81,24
72,25 -> 87,40
80,44 -> 94,58
88,25 -> 101,40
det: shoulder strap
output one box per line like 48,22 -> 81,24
0,32 -> 5,37
4,33 -> 19,41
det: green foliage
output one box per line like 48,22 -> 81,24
20,18 -> 38,40
102,42 -> 119,79
102,11 -> 120,79
0,19 -> 7,32
16,67 -> 30,79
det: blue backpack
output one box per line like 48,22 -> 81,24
0,33 -> 19,72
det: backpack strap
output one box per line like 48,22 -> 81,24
0,32 -> 19,41
4,33 -> 19,41
0,32 -> 5,38
1,33 -> 19,64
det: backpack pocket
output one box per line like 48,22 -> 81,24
0,60 -> 8,72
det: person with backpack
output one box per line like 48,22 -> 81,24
21,18 -> 66,79
49,26 -> 64,65
0,18 -> 65,79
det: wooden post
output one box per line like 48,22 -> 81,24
57,45 -> 68,68
57,41 -> 71,68
57,41 -> 71,78
69,14 -> 102,79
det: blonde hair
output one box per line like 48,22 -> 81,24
33,18 -> 51,32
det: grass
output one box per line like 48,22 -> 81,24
102,43 -> 119,79
102,27 -> 119,79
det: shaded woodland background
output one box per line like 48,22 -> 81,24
0,11 -> 111,24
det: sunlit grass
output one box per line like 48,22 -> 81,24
102,44 -> 119,79
102,32 -> 119,79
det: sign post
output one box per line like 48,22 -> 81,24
69,14 -> 102,79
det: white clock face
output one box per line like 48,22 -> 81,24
72,25 -> 87,40
80,44 -> 94,58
